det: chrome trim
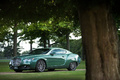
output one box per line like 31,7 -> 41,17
12,58 -> 21,66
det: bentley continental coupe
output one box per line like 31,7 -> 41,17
9,48 -> 81,72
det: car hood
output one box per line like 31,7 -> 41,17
14,54 -> 47,59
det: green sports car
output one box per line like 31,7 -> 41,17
9,48 -> 81,72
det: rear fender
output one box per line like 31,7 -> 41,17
65,54 -> 80,67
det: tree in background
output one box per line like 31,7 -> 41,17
52,38 -> 85,60
0,0 -> 53,56
20,22 -> 38,52
0,25 -> 22,58
53,21 -> 74,50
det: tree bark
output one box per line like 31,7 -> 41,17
43,39 -> 46,48
81,46 -> 85,61
78,4 -> 120,80
48,39 -> 51,47
30,39 -> 33,52
66,33 -> 70,50
13,23 -> 17,57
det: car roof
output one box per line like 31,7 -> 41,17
33,47 -> 65,50
37,47 -> 70,51
39,47 -> 66,50
50,47 -> 64,49
36,47 -> 72,54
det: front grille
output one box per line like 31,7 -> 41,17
12,58 -> 21,66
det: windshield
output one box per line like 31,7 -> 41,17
29,49 -> 50,55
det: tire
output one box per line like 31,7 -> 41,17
48,69 -> 55,71
35,60 -> 46,72
14,70 -> 23,72
67,62 -> 77,71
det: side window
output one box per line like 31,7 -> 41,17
51,49 -> 67,55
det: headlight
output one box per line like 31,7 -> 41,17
23,59 -> 32,64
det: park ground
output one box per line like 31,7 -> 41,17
0,60 -> 85,80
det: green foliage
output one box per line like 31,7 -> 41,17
0,52 -> 4,58
20,23 -> 37,41
0,0 -> 55,23
0,0 -> 81,50
2,43 -> 21,58
111,0 -> 120,19
52,39 -> 83,56
3,46 -> 13,58
54,21 -> 74,37
0,26 -> 10,42
70,39 -> 82,55
21,51 -> 30,55
0,22 -> 23,57
118,30 -> 120,40
3,0 -> 120,59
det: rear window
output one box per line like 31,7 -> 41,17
29,49 -> 50,55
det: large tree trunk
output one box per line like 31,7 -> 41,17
78,4 -> 120,80
81,46 -> 85,61
13,23 -> 17,57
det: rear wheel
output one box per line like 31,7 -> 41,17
14,70 -> 23,72
67,62 -> 77,71
35,60 -> 46,72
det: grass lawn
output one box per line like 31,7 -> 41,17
0,71 -> 85,80
0,60 -> 86,80
0,59 -> 10,62
77,61 -> 86,69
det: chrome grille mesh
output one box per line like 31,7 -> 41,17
13,58 -> 21,66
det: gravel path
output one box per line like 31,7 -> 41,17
0,69 -> 86,75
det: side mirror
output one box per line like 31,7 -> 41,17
50,52 -> 55,56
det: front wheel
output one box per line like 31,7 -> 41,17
67,62 -> 77,71
35,60 -> 46,72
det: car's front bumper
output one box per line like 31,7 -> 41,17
9,58 -> 37,70
9,65 -> 31,70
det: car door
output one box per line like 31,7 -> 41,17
47,49 -> 67,68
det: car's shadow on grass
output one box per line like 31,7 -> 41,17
0,69 -> 85,74
22,69 -> 68,73
22,69 -> 85,73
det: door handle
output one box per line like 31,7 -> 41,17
62,56 -> 64,58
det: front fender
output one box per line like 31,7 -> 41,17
30,57 -> 47,69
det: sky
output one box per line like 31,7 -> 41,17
19,33 -> 81,53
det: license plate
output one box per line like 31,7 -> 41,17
14,67 -> 18,69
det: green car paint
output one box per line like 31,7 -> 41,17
9,48 -> 81,72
